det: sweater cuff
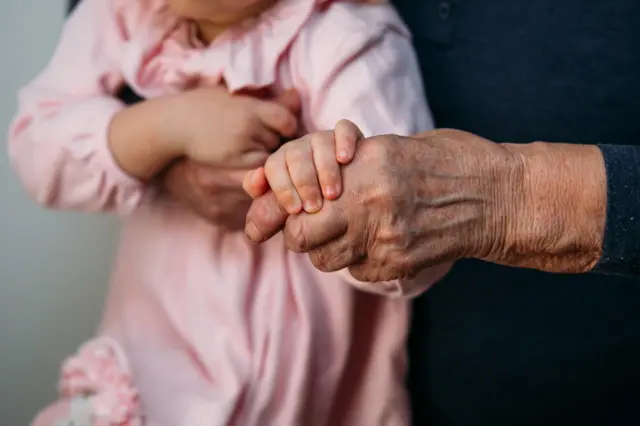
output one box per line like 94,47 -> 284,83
594,144 -> 640,276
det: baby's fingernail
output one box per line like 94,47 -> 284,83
324,184 -> 342,200
304,199 -> 321,213
338,149 -> 349,161
325,185 -> 340,199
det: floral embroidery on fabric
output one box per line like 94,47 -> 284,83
57,338 -> 142,426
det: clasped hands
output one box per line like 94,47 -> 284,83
164,88 -> 607,283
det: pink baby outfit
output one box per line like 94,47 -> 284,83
10,0 -> 445,424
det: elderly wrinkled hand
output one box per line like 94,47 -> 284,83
245,128 -> 606,281
163,161 -> 254,230
244,130 -> 515,281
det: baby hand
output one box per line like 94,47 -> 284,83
169,87 -> 300,169
243,119 -> 364,214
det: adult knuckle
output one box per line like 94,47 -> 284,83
315,249 -> 340,272
249,200 -> 271,225
319,247 -> 348,272
285,219 -> 309,252
310,250 -> 331,272
350,264 -> 378,282
366,247 -> 386,270
356,140 -> 394,173
385,251 -> 416,279
395,253 -> 415,274
340,251 -> 356,272
349,266 -> 367,282
360,136 -> 389,158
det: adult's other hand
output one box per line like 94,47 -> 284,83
163,162 -> 254,230
245,129 -> 606,281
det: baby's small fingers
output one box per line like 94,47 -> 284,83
334,119 -> 364,164
264,151 -> 302,214
286,139 -> 323,213
310,132 -> 342,200
243,167 -> 270,199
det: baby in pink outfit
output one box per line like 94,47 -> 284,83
9,0 -> 448,424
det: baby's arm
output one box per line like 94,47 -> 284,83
8,0 -> 175,214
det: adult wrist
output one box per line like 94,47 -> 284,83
489,142 -> 606,273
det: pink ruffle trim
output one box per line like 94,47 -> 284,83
58,337 -> 141,426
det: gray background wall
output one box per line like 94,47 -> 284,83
0,1 -> 118,423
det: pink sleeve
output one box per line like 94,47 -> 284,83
297,5 -> 434,137
7,0 -> 145,214
294,5 -> 448,297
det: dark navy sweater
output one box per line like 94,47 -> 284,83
391,0 -> 640,424
68,0 -> 640,423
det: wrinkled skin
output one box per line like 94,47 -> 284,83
245,129 -> 607,282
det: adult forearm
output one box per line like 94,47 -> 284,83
481,142 -> 607,274
498,142 -> 640,277
243,129 -> 640,283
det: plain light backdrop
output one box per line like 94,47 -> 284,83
0,1 -> 119,423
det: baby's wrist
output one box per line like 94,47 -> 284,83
108,98 -> 183,182
151,95 -> 188,159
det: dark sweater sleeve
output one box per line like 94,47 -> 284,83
594,144 -> 640,276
